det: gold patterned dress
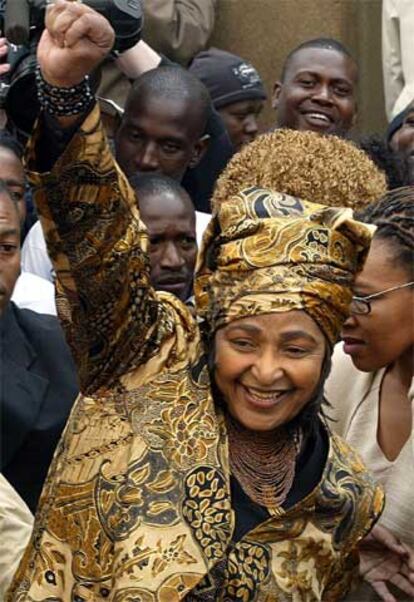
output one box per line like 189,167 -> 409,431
7,105 -> 383,602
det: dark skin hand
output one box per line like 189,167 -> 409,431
359,524 -> 414,602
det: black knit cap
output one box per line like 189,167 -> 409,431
189,47 -> 266,109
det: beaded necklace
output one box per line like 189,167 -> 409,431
226,414 -> 302,510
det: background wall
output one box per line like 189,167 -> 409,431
209,0 -> 386,137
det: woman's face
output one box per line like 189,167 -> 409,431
214,311 -> 326,432
341,238 -> 414,372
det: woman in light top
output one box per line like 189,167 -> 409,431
326,187 -> 414,601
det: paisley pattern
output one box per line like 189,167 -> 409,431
195,187 -> 374,344
7,105 -> 383,602
182,466 -> 233,562
224,541 -> 272,600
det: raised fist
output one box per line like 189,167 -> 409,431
37,0 -> 115,87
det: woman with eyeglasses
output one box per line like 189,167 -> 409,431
326,186 -> 414,601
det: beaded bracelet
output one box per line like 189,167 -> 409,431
36,65 -> 94,117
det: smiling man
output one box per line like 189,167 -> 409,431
273,38 -> 358,137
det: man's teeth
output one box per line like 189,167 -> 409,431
307,112 -> 330,122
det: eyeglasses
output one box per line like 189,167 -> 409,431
350,281 -> 414,315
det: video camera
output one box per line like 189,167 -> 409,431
0,0 -> 143,136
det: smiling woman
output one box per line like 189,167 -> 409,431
214,313 -> 326,433
7,4 -> 386,600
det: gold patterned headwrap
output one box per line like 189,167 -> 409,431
194,188 -> 374,345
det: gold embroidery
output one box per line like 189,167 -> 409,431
7,106 -> 383,602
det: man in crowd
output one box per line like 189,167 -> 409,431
115,61 -> 232,213
272,38 -> 358,137
189,48 -> 267,151
22,171 -> 206,303
115,66 -> 210,182
130,173 -> 198,302
0,181 -> 78,514
23,66 -> 213,281
0,134 -> 26,226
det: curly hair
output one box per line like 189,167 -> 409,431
212,129 -> 387,212
358,186 -> 414,277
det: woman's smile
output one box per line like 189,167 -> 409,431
214,311 -> 326,431
240,384 -> 293,409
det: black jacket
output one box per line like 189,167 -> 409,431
0,303 -> 78,512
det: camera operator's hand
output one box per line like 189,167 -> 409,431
37,0 -> 115,88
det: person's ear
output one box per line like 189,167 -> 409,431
189,134 -> 210,168
272,81 -> 283,110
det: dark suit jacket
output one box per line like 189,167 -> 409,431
1,302 -> 78,513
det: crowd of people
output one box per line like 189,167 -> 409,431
0,0 -> 413,600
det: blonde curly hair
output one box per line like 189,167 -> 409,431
212,129 -> 387,211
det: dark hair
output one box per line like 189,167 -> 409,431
126,66 -> 211,138
357,134 -> 405,190
358,186 -> 414,277
0,131 -> 24,160
129,172 -> 190,200
129,173 -> 195,217
281,37 -> 357,81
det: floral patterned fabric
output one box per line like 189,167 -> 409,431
7,105 -> 383,602
195,187 -> 374,345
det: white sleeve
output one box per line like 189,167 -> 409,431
21,221 -> 55,283
11,272 -> 57,315
382,0 -> 414,119
382,0 -> 402,120
195,210 -> 211,247
0,474 -> 33,599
